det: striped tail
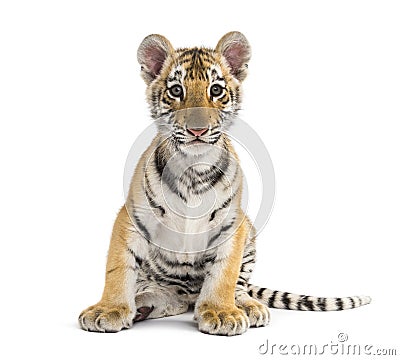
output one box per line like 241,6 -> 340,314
248,284 -> 371,311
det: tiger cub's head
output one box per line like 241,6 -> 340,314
137,32 -> 251,153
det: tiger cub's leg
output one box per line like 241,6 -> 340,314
79,206 -> 146,332
194,218 -> 251,336
134,281 -> 190,321
235,234 -> 270,327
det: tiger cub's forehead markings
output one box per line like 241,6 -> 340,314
176,47 -> 216,64
175,47 -> 217,82
208,65 -> 225,84
167,65 -> 185,86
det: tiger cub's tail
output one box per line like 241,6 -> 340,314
247,284 -> 371,311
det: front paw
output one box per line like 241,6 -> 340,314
238,298 -> 270,327
79,303 -> 133,333
196,303 -> 250,336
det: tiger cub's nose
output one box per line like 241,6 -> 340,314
187,128 -> 208,137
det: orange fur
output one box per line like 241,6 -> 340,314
79,206 -> 136,332
215,217 -> 248,306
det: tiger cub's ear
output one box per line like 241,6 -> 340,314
216,32 -> 251,82
137,34 -> 174,85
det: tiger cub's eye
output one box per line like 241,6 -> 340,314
169,85 -> 183,98
210,84 -> 224,97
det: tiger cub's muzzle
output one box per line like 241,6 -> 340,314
173,107 -> 221,144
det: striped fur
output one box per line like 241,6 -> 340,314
247,285 -> 371,311
79,32 -> 370,336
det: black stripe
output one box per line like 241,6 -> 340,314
268,290 -> 278,308
209,191 -> 235,221
160,110 -> 172,117
208,137 -> 220,145
154,145 -> 166,176
176,58 -> 192,64
229,89 -> 235,103
173,261 -> 195,268
302,296 -> 314,311
144,172 -> 157,197
336,297 -> 344,311
190,163 -> 216,178
242,249 -> 256,260
349,297 -> 355,308
151,89 -> 161,105
240,262 -> 254,274
167,69 -> 182,82
198,253 -> 218,269
186,146 -> 230,194
240,267 -> 253,277
281,292 -> 291,310
257,287 -> 265,298
161,95 -> 172,106
239,275 -> 250,283
132,212 -> 151,241
164,271 -> 204,283
134,255 -> 143,267
141,261 -> 201,294
178,48 -> 196,58
177,47 -> 213,60
106,267 -> 118,274
297,297 -> 303,310
221,96 -> 230,105
317,297 -> 326,311
159,266 -> 205,282
150,257 -> 206,283
155,251 -> 217,272
144,188 -> 166,216
241,258 -> 255,267
156,254 -> 194,268
186,164 -> 223,193
155,278 -> 200,294
248,289 -> 253,297
238,274 -> 247,282
209,210 -> 217,222
203,152 -> 230,188
207,220 -> 235,247
197,71 -> 207,81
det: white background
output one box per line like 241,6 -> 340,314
0,1 -> 399,359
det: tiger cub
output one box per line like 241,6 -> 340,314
79,32 -> 370,336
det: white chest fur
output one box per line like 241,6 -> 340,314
137,144 -> 241,253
